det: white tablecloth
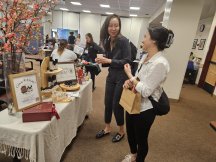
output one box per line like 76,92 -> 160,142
0,80 -> 92,162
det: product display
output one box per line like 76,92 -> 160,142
22,102 -> 59,122
60,83 -> 80,91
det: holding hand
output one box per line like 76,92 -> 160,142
95,56 -> 111,64
123,80 -> 133,89
124,63 -> 133,79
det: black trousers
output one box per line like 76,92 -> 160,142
86,67 -> 96,89
104,70 -> 127,126
126,109 -> 156,162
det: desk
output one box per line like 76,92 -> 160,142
0,80 -> 92,162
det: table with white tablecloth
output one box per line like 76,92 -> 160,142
0,80 -> 92,162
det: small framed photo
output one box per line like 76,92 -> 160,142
198,39 -> 206,50
56,62 -> 77,83
9,71 -> 42,112
192,39 -> 198,49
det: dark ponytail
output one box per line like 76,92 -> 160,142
148,27 -> 174,51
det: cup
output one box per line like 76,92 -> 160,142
97,54 -> 103,58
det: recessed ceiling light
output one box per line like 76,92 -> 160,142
130,14 -> 137,17
100,4 -> 110,8
130,7 -> 140,10
71,1 -> 82,5
83,10 -> 91,13
105,12 -> 113,15
60,8 -> 69,11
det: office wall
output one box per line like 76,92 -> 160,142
79,13 -> 101,44
137,18 -> 149,47
198,11 -> 216,93
191,17 -> 214,58
162,0 -> 204,99
44,11 -> 149,47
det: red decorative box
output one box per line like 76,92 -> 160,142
22,102 -> 53,122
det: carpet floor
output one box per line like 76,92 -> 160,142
0,67 -> 216,162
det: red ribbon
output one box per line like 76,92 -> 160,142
52,104 -> 60,120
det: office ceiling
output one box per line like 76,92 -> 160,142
54,0 -> 166,18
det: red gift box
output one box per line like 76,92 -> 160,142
22,102 -> 60,122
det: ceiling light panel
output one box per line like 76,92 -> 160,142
130,14 -> 137,17
83,10 -> 91,13
105,12 -> 113,15
130,7 -> 140,10
60,8 -> 69,11
100,4 -> 110,8
71,2 -> 82,5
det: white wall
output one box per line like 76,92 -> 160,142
191,17 -> 214,84
198,11 -> 216,91
44,11 -> 149,47
138,18 -> 149,47
79,13 -> 102,44
191,17 -> 214,58
62,12 -> 79,30
162,0 -> 204,100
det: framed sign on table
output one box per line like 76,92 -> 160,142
9,71 -> 42,111
56,62 -> 77,83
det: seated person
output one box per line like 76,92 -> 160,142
51,39 -> 77,62
184,54 -> 200,84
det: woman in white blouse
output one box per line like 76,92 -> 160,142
122,27 -> 174,162
51,39 -> 77,62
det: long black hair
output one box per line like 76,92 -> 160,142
100,14 -> 122,51
148,27 -> 174,51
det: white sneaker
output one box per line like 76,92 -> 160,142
121,154 -> 136,162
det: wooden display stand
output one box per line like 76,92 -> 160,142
40,57 -> 62,89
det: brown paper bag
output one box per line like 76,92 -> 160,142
119,88 -> 141,114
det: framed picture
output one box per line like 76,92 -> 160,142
9,71 -> 42,111
198,39 -> 206,50
56,62 -> 77,83
192,39 -> 198,49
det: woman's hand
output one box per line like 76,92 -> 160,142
95,57 -> 111,64
124,63 -> 133,79
123,79 -> 133,89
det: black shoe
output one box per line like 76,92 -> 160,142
112,133 -> 124,143
92,87 -> 96,92
96,130 -> 110,139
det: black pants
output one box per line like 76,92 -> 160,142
126,109 -> 156,162
86,67 -> 95,89
104,70 -> 127,126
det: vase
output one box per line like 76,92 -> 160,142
3,52 -> 25,115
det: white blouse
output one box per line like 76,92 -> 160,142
135,51 -> 170,112
51,48 -> 77,62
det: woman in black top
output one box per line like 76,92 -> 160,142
84,33 -> 104,90
95,14 -> 131,142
